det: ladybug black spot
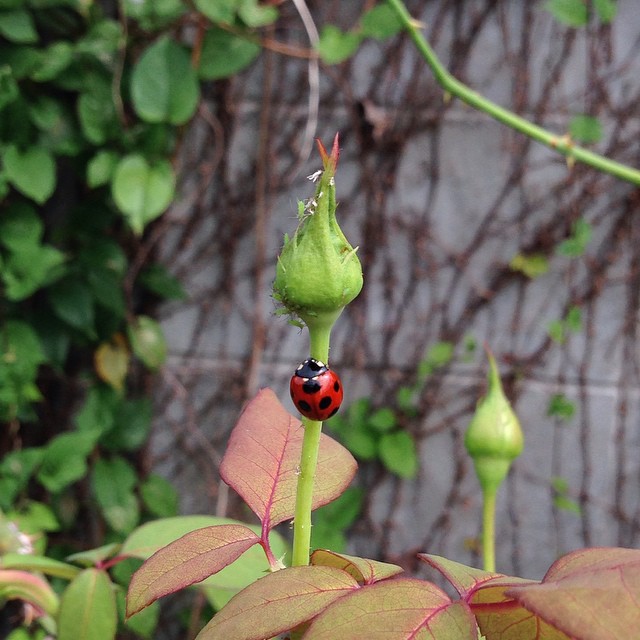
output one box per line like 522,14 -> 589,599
328,407 -> 339,418
297,399 -> 312,412
319,396 -> 332,410
302,379 -> 322,394
333,381 -> 340,392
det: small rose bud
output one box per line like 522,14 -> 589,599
273,134 -> 363,331
465,350 -> 524,494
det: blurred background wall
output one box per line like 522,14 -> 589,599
149,0 -> 640,581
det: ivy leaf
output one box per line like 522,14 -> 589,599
360,4 -> 403,40
87,151 -> 119,187
48,279 -> 96,337
198,27 -> 261,80
569,114 -> 602,144
317,25 -> 362,64
111,154 -> 175,234
379,431 -> 418,479
238,0 -> 278,27
94,334 -> 130,392
544,0 -> 588,27
593,0 -> 617,23
547,394 -> 576,420
92,456 -> 139,534
3,145 -> 56,204
131,36 -> 199,125
557,218 -> 592,257
194,0 -> 237,23
510,253 -> 550,278
0,9 -> 38,43
127,315 -> 167,371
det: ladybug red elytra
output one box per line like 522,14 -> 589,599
290,358 -> 344,421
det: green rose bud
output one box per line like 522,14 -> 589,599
464,350 -> 524,494
273,134 -> 363,333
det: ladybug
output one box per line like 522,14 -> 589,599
290,358 -> 344,421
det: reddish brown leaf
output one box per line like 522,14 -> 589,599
303,577 -> 477,640
127,524 -> 259,617
311,549 -> 403,585
420,553 -> 565,640
419,553 -> 504,595
195,565 -> 359,640
507,547 -> 640,640
219,388 -> 357,530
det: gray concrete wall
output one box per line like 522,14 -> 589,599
150,0 -> 640,582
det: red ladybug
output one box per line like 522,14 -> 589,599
290,358 -> 344,421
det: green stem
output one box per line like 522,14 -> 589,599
482,487 -> 497,573
291,312 -> 337,566
386,0 -> 640,186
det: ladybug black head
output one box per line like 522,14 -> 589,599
295,358 -> 328,379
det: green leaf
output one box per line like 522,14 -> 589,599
238,0 -> 277,27
0,202 -> 43,250
198,26 -> 260,80
194,0 -> 236,23
3,244 -> 66,300
118,589 -> 159,639
48,279 -> 95,336
0,9 -> 38,43
593,0 -> 617,23
30,41 -> 73,81
131,36 -> 199,125
313,487 -> 364,531
58,569 -> 117,640
360,4 -> 403,40
547,318 -> 565,343
139,264 -> 186,300
553,494 -> 581,514
3,144 -> 56,203
87,150 -> 119,187
103,397 -> 153,452
37,431 -> 100,493
0,65 -> 19,110
368,407 -> 396,432
544,0 -> 588,27
569,114 -> 602,144
317,25 -> 362,64
123,0 -> 185,29
2,553 -> 79,580
67,543 -> 121,567
77,76 -> 119,144
92,456 -> 139,534
557,218 -> 592,257
140,474 -> 179,518
424,341 -> 454,369
565,305 -> 582,332
510,253 -> 550,278
111,154 -> 175,234
127,315 -> 167,370
547,393 -> 576,420
74,384 -> 119,434
379,430 -> 418,478
341,422 -> 378,461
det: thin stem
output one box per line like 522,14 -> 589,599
291,416 -> 323,566
386,0 -> 640,186
482,487 -> 497,573
291,314 -> 335,566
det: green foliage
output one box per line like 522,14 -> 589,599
509,253 -> 550,278
548,305 -> 582,343
569,114 -> 603,144
547,393 -> 576,420
557,218 -> 592,257
317,2 -> 403,64
0,0 -> 278,636
551,476 -> 581,514
545,0 -> 588,27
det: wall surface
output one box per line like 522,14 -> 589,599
150,0 -> 640,583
